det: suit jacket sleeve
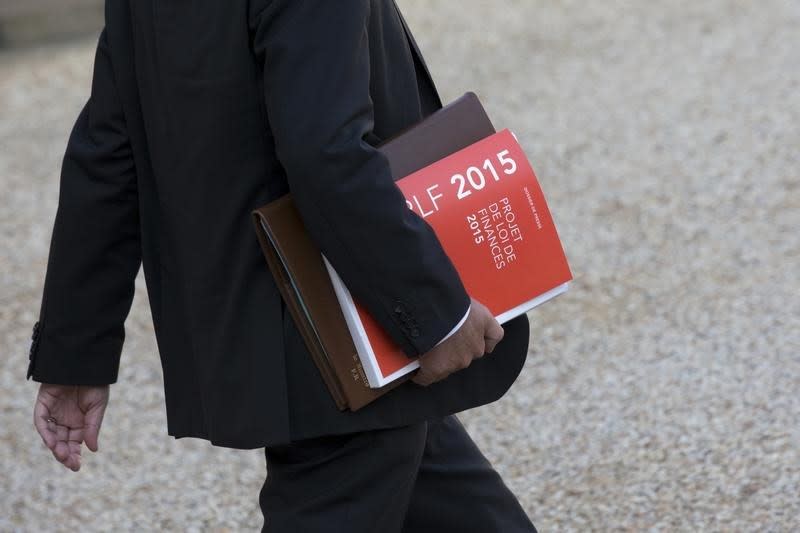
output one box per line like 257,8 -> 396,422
249,0 -> 471,358
26,28 -> 141,385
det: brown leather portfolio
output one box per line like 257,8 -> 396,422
251,92 -> 495,411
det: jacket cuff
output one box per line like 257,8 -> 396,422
391,283 -> 471,358
433,303 -> 471,348
26,320 -> 122,385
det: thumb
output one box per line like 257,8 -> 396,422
83,402 -> 107,453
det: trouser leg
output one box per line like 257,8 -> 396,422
259,421 -> 428,533
400,414 -> 538,533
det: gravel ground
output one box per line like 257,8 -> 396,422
2,1 -> 799,531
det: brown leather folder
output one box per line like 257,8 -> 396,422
251,92 -> 495,411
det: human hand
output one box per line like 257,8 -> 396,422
33,383 -> 109,471
411,297 -> 504,386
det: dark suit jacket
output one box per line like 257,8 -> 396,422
26,0 -> 530,448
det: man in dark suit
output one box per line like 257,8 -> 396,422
28,0 -> 537,530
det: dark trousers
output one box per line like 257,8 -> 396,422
259,414 -> 537,532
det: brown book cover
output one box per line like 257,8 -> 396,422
251,92 -> 495,411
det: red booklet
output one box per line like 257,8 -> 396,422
323,129 -> 573,387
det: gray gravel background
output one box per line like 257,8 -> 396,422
2,1 -> 799,531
